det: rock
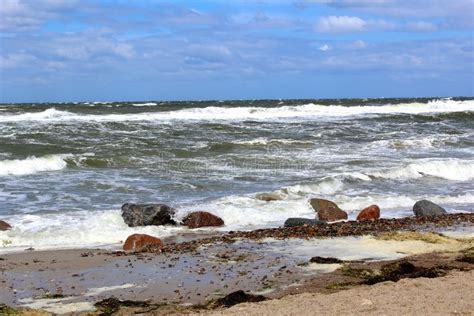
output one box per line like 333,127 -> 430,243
356,204 -> 380,221
284,218 -> 325,227
255,192 -> 284,202
182,211 -> 224,228
213,290 -> 266,307
0,220 -> 12,231
121,203 -> 176,227
413,200 -> 447,217
309,256 -> 343,264
123,234 -> 163,252
310,198 -> 348,221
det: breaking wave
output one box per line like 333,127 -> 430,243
371,159 -> 474,181
0,154 -> 72,176
0,99 -> 472,123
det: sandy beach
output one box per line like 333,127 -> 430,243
1,214 -> 473,315
211,269 -> 474,315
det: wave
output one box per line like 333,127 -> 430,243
0,99 -> 472,123
0,210 -> 182,253
370,159 -> 474,181
0,154 -> 72,176
235,138 -> 314,146
131,102 -> 158,107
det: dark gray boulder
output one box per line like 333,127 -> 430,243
413,200 -> 447,217
284,218 -> 325,227
121,203 -> 177,227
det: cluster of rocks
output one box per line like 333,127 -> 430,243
157,213 -> 474,254
284,198 -> 447,228
121,203 -> 224,252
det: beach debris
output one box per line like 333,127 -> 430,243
182,211 -> 224,228
95,297 -> 149,315
284,218 -> 325,227
211,290 -> 266,307
413,200 -> 447,217
0,220 -> 12,231
364,260 -> 447,285
255,192 -> 284,202
310,198 -> 348,221
158,214 -> 473,254
456,247 -> 474,264
121,203 -> 176,227
123,234 -> 164,252
357,205 -> 380,221
310,256 -> 344,264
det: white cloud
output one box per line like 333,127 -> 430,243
315,15 -> 366,33
406,21 -> 437,31
0,53 -> 36,69
350,40 -> 367,48
315,15 -> 401,33
319,44 -> 331,51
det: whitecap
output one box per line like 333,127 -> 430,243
0,154 -> 72,176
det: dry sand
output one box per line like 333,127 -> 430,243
209,270 -> 474,315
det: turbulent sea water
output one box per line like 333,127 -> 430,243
0,98 -> 473,252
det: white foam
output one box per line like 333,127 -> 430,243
0,154 -> 71,176
86,284 -> 136,296
235,138 -> 314,145
370,159 -> 474,181
19,298 -> 95,314
0,210 -> 183,254
0,99 -> 472,123
1,190 -> 473,253
131,102 -> 157,106
263,235 -> 468,262
0,108 -> 78,122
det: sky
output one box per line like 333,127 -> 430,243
0,0 -> 473,102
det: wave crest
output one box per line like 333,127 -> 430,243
0,154 -> 71,176
0,99 -> 472,123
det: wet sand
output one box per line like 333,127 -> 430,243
0,214 -> 473,315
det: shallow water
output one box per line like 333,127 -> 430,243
0,97 -> 473,251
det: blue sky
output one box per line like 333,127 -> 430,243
0,0 -> 473,102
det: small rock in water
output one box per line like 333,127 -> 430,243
413,200 -> 447,217
310,198 -> 348,221
123,234 -> 164,252
255,192 -> 284,202
0,220 -> 12,231
182,211 -> 224,228
357,205 -> 380,221
284,218 -> 325,227
121,203 -> 176,227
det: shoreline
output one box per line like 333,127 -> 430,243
0,214 -> 473,315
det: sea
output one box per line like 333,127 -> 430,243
0,98 -> 473,252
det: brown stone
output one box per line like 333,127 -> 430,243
309,198 -> 347,222
0,220 -> 12,231
357,205 -> 381,221
123,234 -> 163,252
182,211 -> 224,229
